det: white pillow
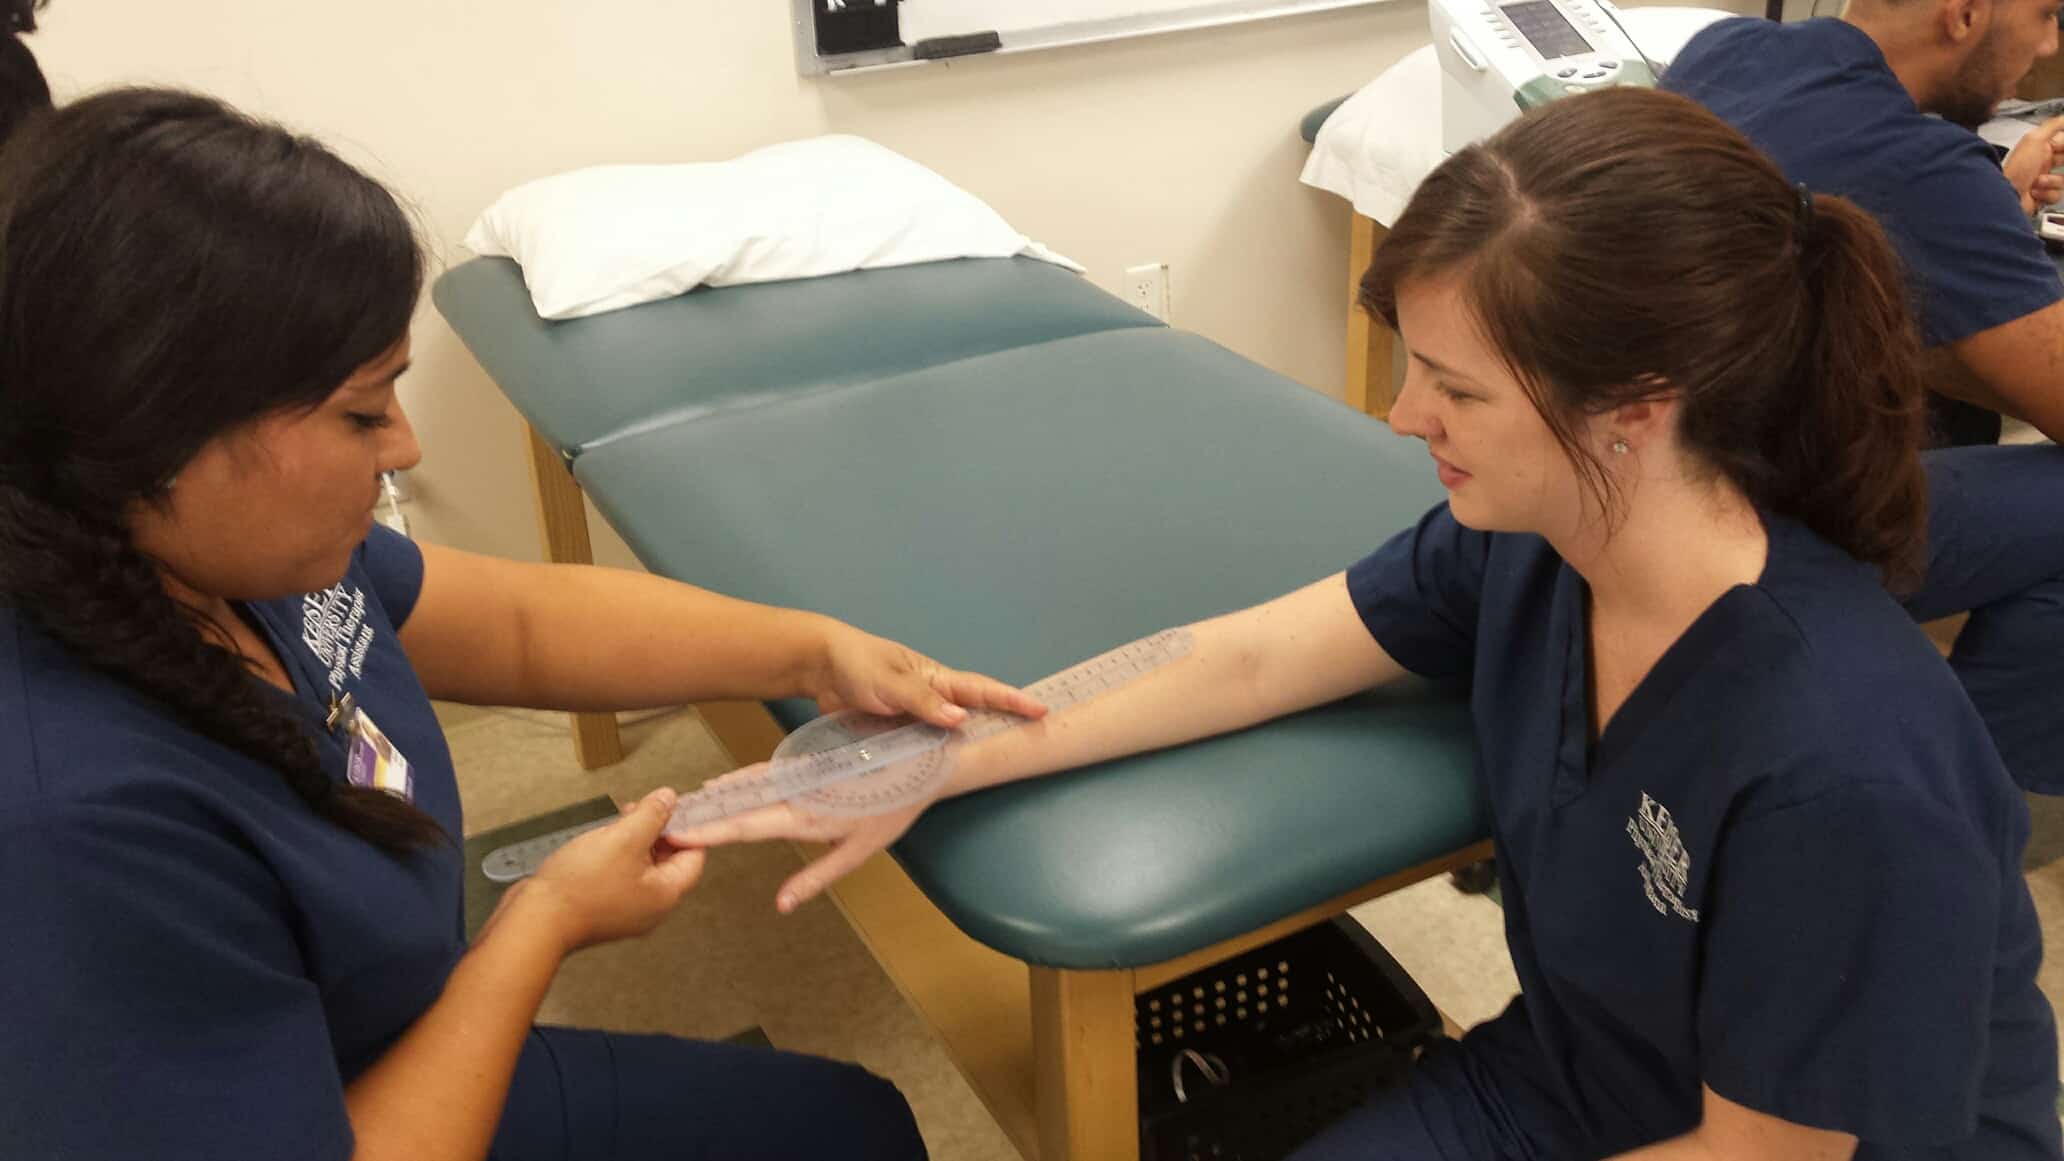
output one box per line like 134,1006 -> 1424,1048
465,134 -> 1083,321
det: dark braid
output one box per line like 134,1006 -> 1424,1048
0,485 -> 444,849
0,89 -> 445,853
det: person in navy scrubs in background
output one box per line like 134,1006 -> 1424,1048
1663,1 -> 2064,799
679,89 -> 2061,1160
0,88 -> 1042,1161
1665,0 -> 2064,449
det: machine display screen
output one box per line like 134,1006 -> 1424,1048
1499,1 -> 1591,59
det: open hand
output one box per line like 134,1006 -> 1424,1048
666,765 -> 926,914
677,624 -> 1050,913
811,624 -> 1046,731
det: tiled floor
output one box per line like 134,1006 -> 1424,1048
448,705 -> 2064,1157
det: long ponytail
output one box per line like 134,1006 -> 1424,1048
1708,194 -> 1927,588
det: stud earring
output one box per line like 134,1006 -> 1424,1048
1609,438 -> 1631,456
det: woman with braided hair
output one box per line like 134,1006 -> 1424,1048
0,88 -> 1040,1160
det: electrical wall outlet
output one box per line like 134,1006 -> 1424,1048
1125,263 -> 1171,322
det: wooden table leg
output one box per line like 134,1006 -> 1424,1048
524,424 -> 625,769
1344,213 -> 1399,420
1032,966 -> 1141,1161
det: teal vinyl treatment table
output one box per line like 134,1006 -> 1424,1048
434,256 -> 1492,1160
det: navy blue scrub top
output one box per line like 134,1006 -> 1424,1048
1348,506 -> 2059,1157
0,526 -> 463,1160
1664,17 -> 2064,447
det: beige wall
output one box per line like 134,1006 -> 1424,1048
30,0 -> 1747,567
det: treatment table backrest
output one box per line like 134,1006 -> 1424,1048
433,256 -> 1162,455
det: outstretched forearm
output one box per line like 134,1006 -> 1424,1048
498,560 -> 833,711
945,572 -> 1405,798
663,573 -> 1412,911
400,544 -> 836,711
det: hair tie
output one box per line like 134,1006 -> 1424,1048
1793,182 -> 1815,245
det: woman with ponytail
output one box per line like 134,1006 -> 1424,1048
0,89 -> 1043,1160
678,88 -> 2061,1159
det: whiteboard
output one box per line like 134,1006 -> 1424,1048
905,0 -> 1369,39
795,0 -> 1391,74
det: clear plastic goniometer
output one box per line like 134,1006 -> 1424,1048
480,628 -> 1193,882
780,712 -> 959,817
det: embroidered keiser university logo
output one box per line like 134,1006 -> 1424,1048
1627,793 -> 1700,923
302,582 -> 375,694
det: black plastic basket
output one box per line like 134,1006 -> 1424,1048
1137,917 -> 1443,1161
